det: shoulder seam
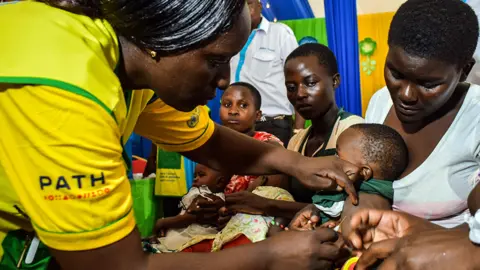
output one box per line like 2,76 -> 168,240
273,22 -> 295,35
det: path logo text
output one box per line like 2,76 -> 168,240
39,172 -> 106,190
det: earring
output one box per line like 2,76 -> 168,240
149,50 -> 157,59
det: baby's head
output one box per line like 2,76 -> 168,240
193,163 -> 229,193
220,82 -> 262,134
336,124 -> 408,181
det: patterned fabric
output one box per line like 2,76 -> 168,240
150,186 -> 224,252
144,186 -> 294,253
252,131 -> 283,145
211,186 -> 294,251
224,132 -> 283,194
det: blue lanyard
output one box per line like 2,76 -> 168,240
234,25 -> 261,82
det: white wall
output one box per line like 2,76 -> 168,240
356,0 -> 406,15
309,0 -> 326,18
309,0 -> 480,85
310,0 -> 406,18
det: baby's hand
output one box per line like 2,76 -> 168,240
153,218 -> 171,237
267,224 -> 284,237
320,220 -> 340,229
143,236 -> 160,244
289,204 -> 321,231
187,195 -> 224,225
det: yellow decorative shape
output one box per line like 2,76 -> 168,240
357,12 -> 395,116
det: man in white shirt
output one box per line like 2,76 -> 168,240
230,0 -> 303,146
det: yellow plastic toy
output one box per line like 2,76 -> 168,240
341,256 -> 359,270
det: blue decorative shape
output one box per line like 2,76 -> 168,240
299,36 -> 319,45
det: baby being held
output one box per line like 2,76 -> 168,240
149,163 -> 230,252
310,123 -> 408,227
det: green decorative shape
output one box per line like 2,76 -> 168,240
361,55 -> 377,76
359,37 -> 377,57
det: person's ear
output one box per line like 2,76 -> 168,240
332,73 -> 341,90
360,165 -> 373,181
460,58 -> 476,82
257,0 -> 262,11
216,176 -> 228,190
255,109 -> 262,121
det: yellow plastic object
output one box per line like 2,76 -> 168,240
341,256 -> 359,270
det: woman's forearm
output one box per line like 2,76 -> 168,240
183,124 -> 356,195
148,242 -> 270,270
182,124 -> 300,176
164,214 -> 197,229
53,229 -> 271,270
264,199 -> 309,219
340,193 -> 391,237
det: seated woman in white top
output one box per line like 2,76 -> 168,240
282,0 -> 480,268
335,0 -> 480,269
365,85 -> 480,227
362,0 -> 480,227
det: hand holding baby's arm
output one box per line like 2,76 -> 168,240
289,204 -> 321,231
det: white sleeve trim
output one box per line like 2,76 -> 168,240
314,201 -> 345,217
466,210 -> 480,244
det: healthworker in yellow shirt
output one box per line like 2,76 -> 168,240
0,1 -> 360,269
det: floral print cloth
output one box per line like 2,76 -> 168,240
211,186 -> 294,251
148,186 -> 224,253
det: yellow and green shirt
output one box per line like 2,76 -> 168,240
0,1 -> 214,266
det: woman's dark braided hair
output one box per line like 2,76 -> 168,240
40,0 -> 245,55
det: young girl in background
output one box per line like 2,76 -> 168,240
220,82 -> 288,192
212,83 -> 294,250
